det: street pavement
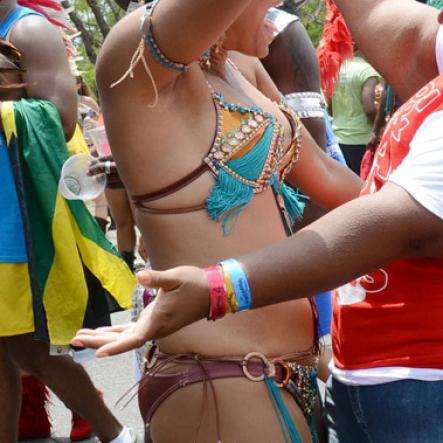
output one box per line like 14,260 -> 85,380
21,311 -> 145,443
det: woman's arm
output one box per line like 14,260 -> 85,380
286,127 -> 363,209
99,0 -> 254,95
248,58 -> 363,209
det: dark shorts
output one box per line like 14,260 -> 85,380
339,144 -> 367,175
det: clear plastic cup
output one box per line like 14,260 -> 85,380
58,154 -> 106,200
88,126 -> 112,156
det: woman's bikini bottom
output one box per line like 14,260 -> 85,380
138,344 -> 319,440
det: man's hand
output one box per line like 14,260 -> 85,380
72,266 -> 210,357
87,155 -> 123,187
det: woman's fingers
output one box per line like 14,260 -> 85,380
95,332 -> 148,357
72,331 -> 120,349
72,321 -> 150,357
137,269 -> 182,291
96,324 -> 133,332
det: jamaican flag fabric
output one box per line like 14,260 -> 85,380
2,99 -> 136,345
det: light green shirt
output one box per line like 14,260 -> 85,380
331,56 -> 380,145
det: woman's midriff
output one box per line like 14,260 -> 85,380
137,189 -> 316,359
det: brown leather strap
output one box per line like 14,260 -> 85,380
131,163 -> 208,204
280,106 -> 298,141
134,202 -> 206,214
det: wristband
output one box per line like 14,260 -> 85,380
222,267 -> 238,313
219,259 -> 252,312
203,266 -> 227,321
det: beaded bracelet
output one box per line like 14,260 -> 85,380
219,259 -> 252,312
204,266 -> 227,321
142,1 -> 188,73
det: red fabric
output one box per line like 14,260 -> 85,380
317,0 -> 354,100
18,0 -> 68,29
359,148 -> 374,180
70,413 -> 94,441
332,76 -> 443,370
19,375 -> 51,440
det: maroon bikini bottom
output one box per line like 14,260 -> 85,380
138,345 -> 319,431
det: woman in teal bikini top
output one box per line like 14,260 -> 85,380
132,72 -> 305,235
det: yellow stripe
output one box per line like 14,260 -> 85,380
1,101 -> 17,143
67,125 -> 90,156
44,195 -> 90,344
44,194 -> 136,344
0,263 -> 34,336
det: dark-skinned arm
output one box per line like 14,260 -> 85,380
70,181 -> 443,356
9,14 -> 77,139
245,182 -> 443,308
334,0 -> 439,102
262,19 -> 326,150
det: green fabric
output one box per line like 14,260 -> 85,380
331,56 -> 380,145
9,99 -> 133,343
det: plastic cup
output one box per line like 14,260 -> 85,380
58,154 -> 107,200
88,126 -> 112,156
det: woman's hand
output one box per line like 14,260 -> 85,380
72,266 -> 211,357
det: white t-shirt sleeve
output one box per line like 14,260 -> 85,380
436,26 -> 443,75
389,110 -> 443,220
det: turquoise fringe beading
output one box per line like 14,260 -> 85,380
264,375 -> 302,443
206,169 -> 254,236
207,124 -> 274,235
280,184 -> 306,225
206,122 -> 306,234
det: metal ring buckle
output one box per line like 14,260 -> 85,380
272,358 -> 293,388
242,352 -> 272,382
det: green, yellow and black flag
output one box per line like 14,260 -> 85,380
3,99 -> 136,345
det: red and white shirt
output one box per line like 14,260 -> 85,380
437,26 -> 443,75
331,75 -> 443,385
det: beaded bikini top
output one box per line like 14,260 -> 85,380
132,83 -> 305,235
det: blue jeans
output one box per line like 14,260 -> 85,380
325,376 -> 443,443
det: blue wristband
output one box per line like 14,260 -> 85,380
219,258 -> 252,312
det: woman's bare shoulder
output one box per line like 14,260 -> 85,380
96,7 -> 147,94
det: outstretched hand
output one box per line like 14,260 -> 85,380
72,266 -> 210,357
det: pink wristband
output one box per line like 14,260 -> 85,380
204,266 -> 227,321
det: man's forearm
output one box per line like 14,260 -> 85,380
241,183 -> 442,309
